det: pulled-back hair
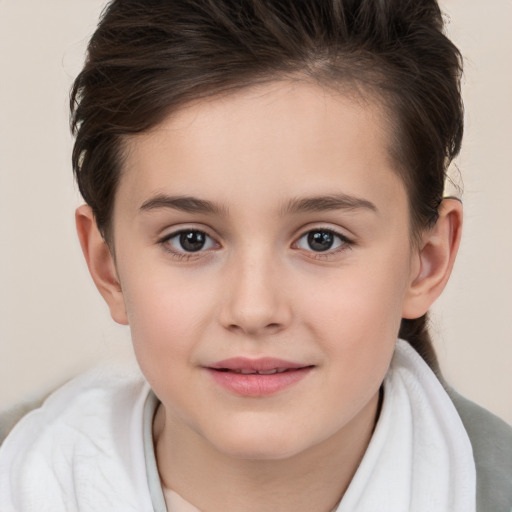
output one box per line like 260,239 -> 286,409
70,0 -> 464,373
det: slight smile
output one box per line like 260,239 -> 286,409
206,358 -> 315,397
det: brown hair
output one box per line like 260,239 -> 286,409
71,0 -> 464,373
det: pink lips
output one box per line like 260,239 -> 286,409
206,357 -> 313,397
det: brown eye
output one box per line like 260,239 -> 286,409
179,231 -> 207,252
164,230 -> 216,253
295,229 -> 349,253
307,231 -> 335,252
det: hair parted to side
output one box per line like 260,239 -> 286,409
70,0 -> 464,373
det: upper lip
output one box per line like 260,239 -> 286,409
208,357 -> 311,373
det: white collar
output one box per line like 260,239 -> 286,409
336,340 -> 476,512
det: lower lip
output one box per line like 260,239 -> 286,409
206,367 -> 313,397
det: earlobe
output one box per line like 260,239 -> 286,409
75,205 -> 129,325
402,198 -> 463,319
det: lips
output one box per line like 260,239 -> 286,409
206,357 -> 313,397
209,357 -> 308,373
217,368 -> 291,375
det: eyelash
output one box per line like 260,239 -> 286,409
157,227 -> 354,261
158,229 -> 218,261
293,228 -> 353,259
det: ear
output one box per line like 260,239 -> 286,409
402,198 -> 463,319
75,205 -> 129,325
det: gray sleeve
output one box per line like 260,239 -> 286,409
448,388 -> 512,512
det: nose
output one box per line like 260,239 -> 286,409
218,250 -> 292,337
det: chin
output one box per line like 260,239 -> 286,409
203,421 -> 318,461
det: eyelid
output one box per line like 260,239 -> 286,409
156,222 -> 218,243
292,226 -> 355,257
157,226 -> 221,259
292,223 -> 355,244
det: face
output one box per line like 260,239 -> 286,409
111,81 -> 418,460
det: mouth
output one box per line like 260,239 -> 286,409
214,367 -> 301,375
206,358 -> 314,397
209,357 -> 310,372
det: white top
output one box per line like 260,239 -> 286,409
0,340 -> 476,512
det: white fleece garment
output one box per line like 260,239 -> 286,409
0,365 -> 154,512
336,340 -> 476,512
0,340 -> 476,512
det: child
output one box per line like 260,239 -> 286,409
1,1 -> 511,511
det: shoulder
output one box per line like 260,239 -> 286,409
1,364 -> 148,447
0,365 -> 153,512
0,395 -> 48,447
447,387 -> 512,512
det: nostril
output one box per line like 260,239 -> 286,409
226,322 -> 283,335
227,324 -> 244,333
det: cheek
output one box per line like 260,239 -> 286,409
120,269 -> 216,368
298,251 -> 411,381
304,261 -> 408,339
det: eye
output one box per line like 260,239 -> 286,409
295,229 -> 349,253
162,230 -> 217,253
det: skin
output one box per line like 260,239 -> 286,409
77,81 -> 462,512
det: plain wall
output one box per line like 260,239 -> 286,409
0,0 -> 511,423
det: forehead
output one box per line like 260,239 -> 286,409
116,80 -> 405,220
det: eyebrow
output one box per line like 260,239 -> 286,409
139,193 -> 377,217
140,194 -> 228,215
282,194 -> 378,215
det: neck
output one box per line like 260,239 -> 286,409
153,391 -> 381,512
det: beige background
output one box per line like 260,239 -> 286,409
0,0 -> 511,423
